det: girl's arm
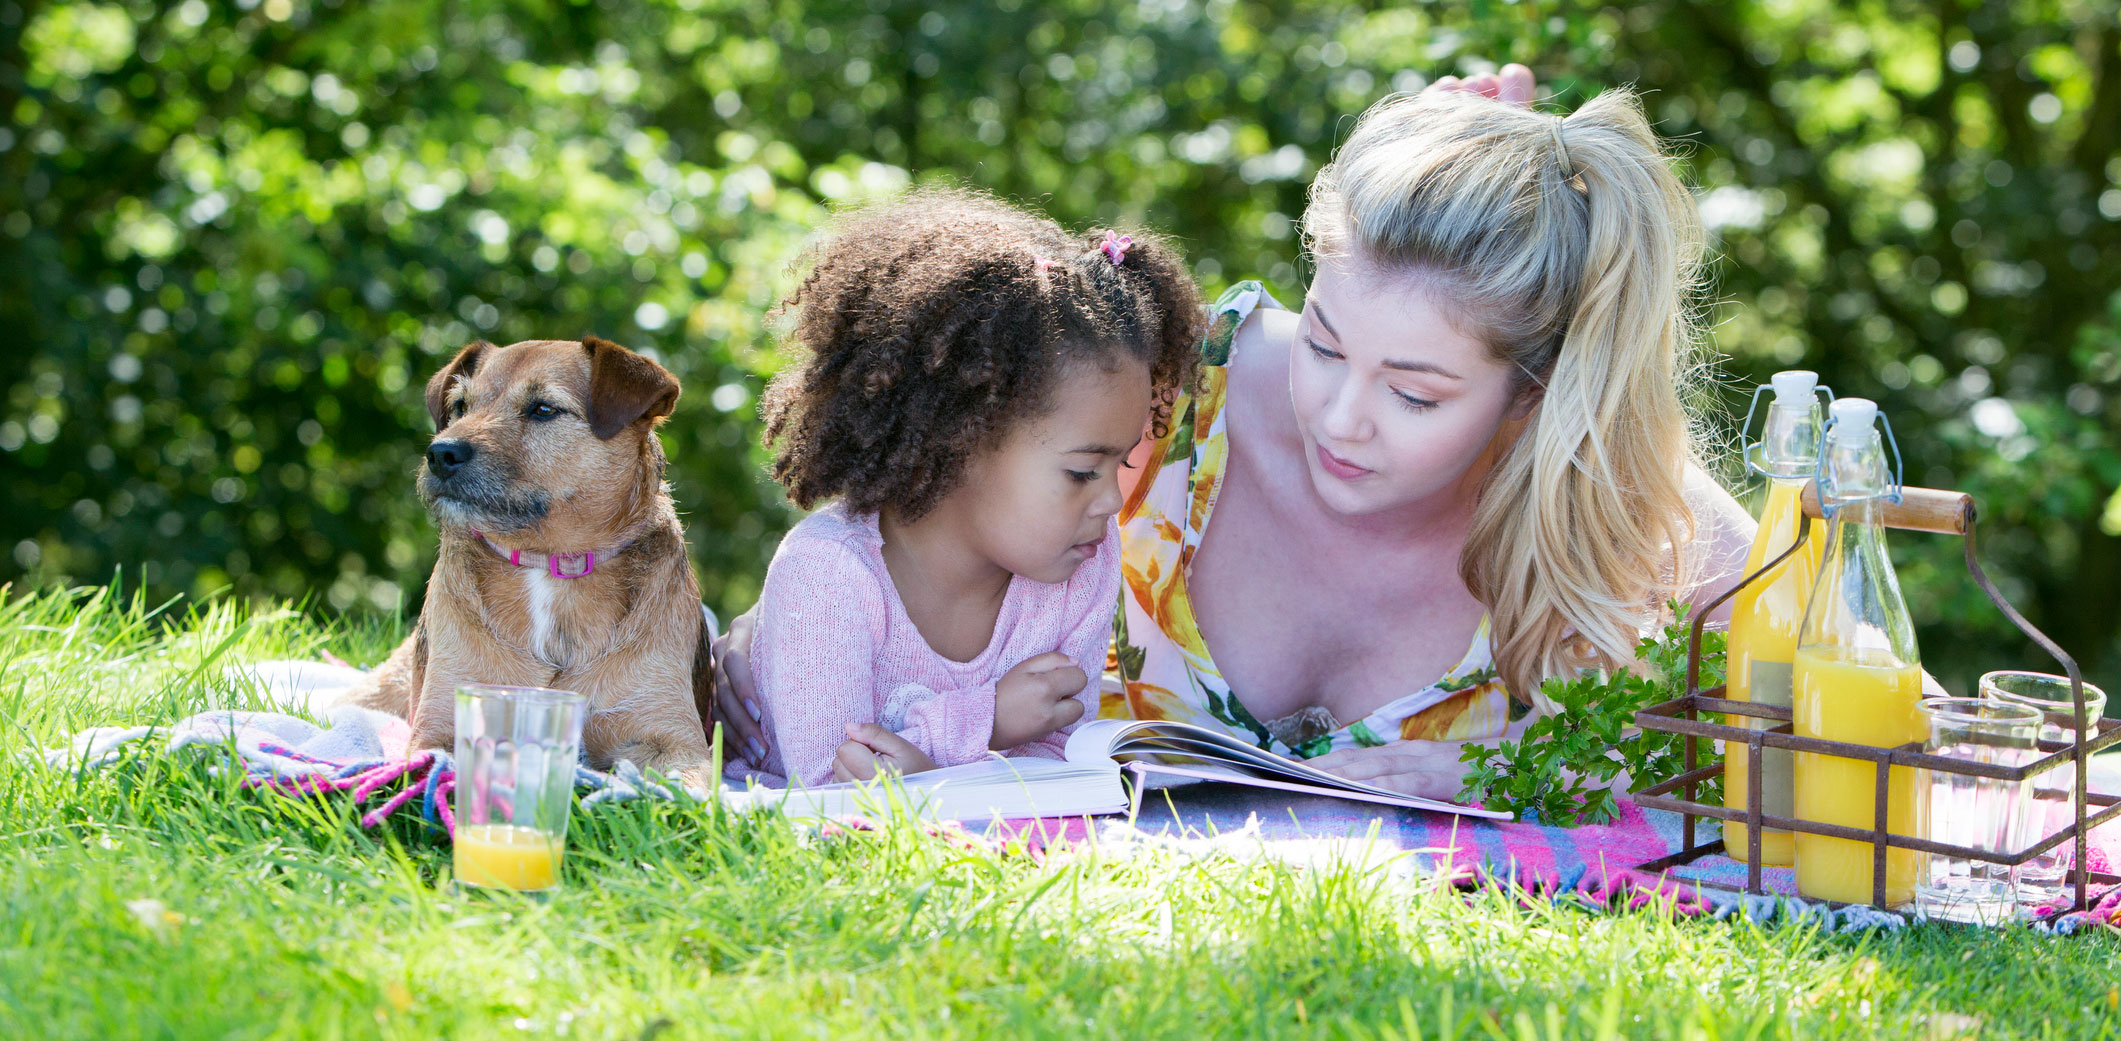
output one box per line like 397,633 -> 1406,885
752,538 -> 895,788
993,522 -> 1125,761
892,679 -> 1002,766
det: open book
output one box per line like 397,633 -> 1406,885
725,718 -> 1513,822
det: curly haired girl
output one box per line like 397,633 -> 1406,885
732,189 -> 1203,788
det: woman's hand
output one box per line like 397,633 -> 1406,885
1425,63 -> 1538,106
710,608 -> 769,767
1306,740 -> 1475,802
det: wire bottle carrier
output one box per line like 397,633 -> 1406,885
1630,482 -> 2120,912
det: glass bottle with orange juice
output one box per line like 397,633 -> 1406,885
1791,398 -> 1926,907
1722,371 -> 1828,866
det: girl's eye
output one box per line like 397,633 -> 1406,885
1391,389 -> 1439,412
526,402 -> 562,421
1304,336 -> 1342,361
1066,469 -> 1100,484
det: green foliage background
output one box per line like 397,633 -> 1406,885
4,0 -> 2119,697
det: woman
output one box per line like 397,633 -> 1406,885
715,68 -> 1755,800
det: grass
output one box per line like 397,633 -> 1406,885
1,583 -> 2118,1040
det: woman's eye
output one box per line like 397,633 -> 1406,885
526,402 -> 561,421
1391,389 -> 1439,412
1305,336 -> 1342,361
1066,469 -> 1100,484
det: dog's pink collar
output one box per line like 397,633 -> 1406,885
470,531 -> 626,579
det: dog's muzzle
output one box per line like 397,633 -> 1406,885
417,440 -> 547,533
427,439 -> 475,479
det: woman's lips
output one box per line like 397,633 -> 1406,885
1071,539 -> 1101,560
1315,444 -> 1374,481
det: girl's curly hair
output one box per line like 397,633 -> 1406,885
761,189 -> 1204,520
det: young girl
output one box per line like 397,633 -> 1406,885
731,190 -> 1203,788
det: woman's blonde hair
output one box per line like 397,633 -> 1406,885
1302,87 -> 1710,701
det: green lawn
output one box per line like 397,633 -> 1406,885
1,584 -> 2117,1040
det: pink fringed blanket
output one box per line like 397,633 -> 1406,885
990,782 -> 2121,933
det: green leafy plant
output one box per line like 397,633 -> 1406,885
1457,603 -> 1728,826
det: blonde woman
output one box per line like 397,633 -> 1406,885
716,69 -> 1756,799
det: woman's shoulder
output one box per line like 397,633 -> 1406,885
1219,282 -> 1299,424
1201,280 -> 1292,365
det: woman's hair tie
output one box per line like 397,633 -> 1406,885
1548,116 -> 1574,178
1098,230 -> 1134,265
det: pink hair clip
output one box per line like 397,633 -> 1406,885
1099,230 -> 1133,265
1032,255 -> 1058,273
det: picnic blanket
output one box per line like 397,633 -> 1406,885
1105,782 -> 2121,933
35,661 -> 707,833
35,660 -> 2121,934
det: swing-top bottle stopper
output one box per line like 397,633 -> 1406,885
1829,396 -> 1878,435
1770,369 -> 1818,404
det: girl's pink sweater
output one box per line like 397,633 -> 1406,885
730,503 -> 1120,788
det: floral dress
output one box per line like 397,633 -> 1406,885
1103,281 -> 1519,759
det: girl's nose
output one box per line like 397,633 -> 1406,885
1090,472 -> 1124,518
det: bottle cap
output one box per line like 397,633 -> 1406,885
1829,397 -> 1878,437
1769,370 -> 1818,403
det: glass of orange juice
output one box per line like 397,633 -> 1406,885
453,684 -> 587,896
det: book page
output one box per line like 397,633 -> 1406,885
728,753 -> 1127,821
1091,719 -> 1512,820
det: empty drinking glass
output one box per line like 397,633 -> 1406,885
1981,671 -> 2107,908
1915,697 -> 2041,925
453,685 -> 588,895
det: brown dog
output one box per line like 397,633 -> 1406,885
343,336 -> 717,784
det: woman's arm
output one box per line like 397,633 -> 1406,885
1307,709 -> 1542,801
1678,463 -> 1760,627
711,608 -> 766,765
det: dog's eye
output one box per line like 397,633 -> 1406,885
526,402 -> 562,422
450,401 -> 466,419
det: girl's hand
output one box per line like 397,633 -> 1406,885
711,608 -> 769,767
831,723 -> 940,782
990,651 -> 1088,750
1306,740 -> 1474,802
1425,63 -> 1538,107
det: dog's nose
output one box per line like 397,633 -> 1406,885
426,439 -> 476,479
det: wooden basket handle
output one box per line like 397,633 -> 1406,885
1799,482 -> 1973,536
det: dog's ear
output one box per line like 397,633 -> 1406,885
425,341 -> 493,430
584,336 -> 681,440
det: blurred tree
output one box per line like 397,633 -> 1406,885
3,0 -> 2115,695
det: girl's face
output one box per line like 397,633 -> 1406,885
1289,257 -> 1525,518
953,356 -> 1151,585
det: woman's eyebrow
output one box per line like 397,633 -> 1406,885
1311,298 -> 1466,380
1381,358 -> 1465,380
1308,298 -> 1341,340
1065,443 -> 1129,456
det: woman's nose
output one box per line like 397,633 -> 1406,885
1315,373 -> 1370,443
